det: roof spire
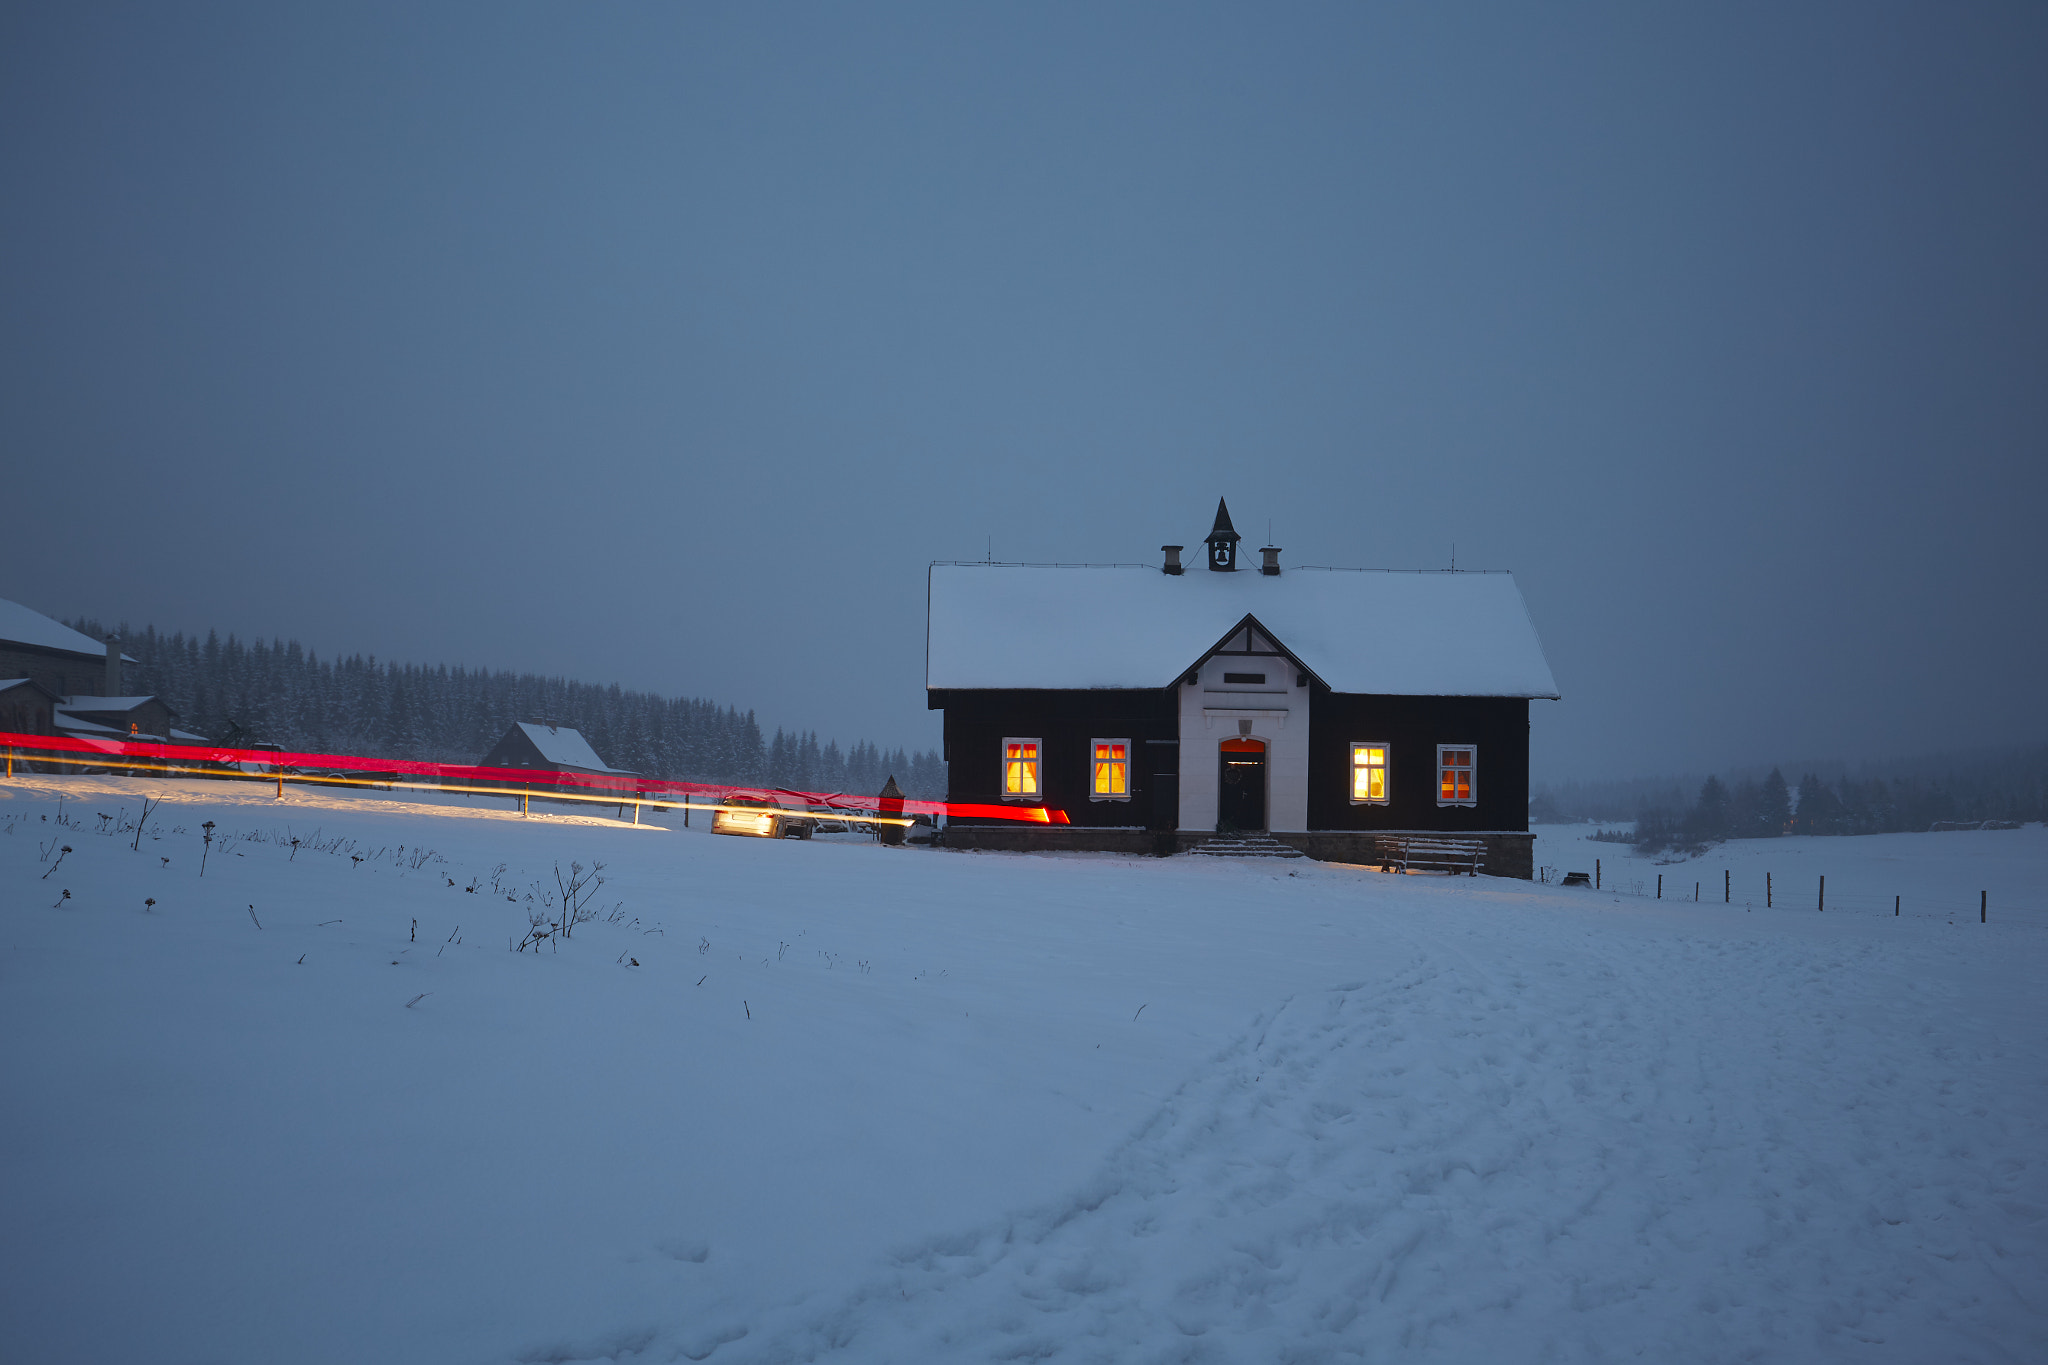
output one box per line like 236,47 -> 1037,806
1205,497 -> 1242,572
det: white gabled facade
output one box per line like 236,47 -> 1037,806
1177,623 -> 1311,834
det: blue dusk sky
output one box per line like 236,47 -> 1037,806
2,3 -> 2043,779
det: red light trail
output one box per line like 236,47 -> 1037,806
0,730 -> 1069,826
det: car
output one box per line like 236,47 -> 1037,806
711,794 -> 813,840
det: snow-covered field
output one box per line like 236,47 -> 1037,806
2,778 -> 2042,1364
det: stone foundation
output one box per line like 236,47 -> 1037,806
937,825 -> 1536,878
938,826 -> 1174,857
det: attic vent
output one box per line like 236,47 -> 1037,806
1223,672 -> 1266,685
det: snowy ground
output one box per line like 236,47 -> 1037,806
2,778 -> 2042,1364
1533,821 -> 2047,923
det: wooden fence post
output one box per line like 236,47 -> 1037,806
1895,895 -> 1899,917
1725,870 -> 1730,903
1657,874 -> 1662,899
1982,890 -> 1987,923
1819,875 -> 1825,912
1767,872 -> 1772,907
1596,859 -> 1601,890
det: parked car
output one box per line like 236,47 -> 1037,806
711,794 -> 813,840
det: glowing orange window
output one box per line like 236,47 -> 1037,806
1003,738 -> 1040,799
1091,740 -> 1129,799
1437,746 -> 1476,805
1350,743 -> 1389,803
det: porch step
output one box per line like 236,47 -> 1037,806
1188,835 -> 1308,859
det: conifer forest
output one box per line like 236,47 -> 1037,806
66,619 -> 947,798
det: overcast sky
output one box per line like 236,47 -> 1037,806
3,3 -> 2042,781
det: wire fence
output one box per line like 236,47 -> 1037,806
1537,860 -> 2030,925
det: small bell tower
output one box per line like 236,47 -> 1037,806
1204,497 -> 1242,572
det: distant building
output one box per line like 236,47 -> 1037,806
0,678 -> 61,740
0,597 -> 135,699
0,597 -> 202,746
926,499 -> 1560,876
54,695 -> 185,743
475,722 -> 637,806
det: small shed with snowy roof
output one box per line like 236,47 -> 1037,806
926,499 -> 1559,876
477,722 -> 633,780
55,695 -> 183,743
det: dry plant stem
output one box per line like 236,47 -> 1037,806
132,796 -> 161,852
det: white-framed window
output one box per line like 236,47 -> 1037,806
1090,739 -> 1131,800
1349,743 -> 1390,804
1437,745 -> 1477,806
1002,737 -> 1041,800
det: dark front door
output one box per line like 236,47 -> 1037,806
1218,738 -> 1267,832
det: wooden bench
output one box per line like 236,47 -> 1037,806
1378,835 -> 1487,876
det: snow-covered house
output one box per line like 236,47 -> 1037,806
0,598 -> 200,744
926,500 -> 1559,876
0,597 -> 135,700
477,722 -> 633,782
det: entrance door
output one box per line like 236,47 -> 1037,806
1218,738 -> 1267,833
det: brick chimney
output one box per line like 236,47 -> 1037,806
1160,545 -> 1184,575
1259,545 -> 1282,576
104,636 -> 122,697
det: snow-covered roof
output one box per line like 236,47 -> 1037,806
0,598 -> 136,662
514,722 -> 630,773
927,563 -> 1560,698
53,714 -> 124,736
57,697 -> 161,713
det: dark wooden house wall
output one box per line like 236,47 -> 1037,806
934,688 -> 1179,828
478,728 -> 552,771
933,690 -> 1531,835
0,688 -> 56,737
58,698 -> 180,737
1305,693 -> 1529,832
123,699 -> 177,737
0,643 -> 105,700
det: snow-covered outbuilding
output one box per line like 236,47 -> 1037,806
476,722 -> 633,781
54,695 -> 185,743
926,499 -> 1560,876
